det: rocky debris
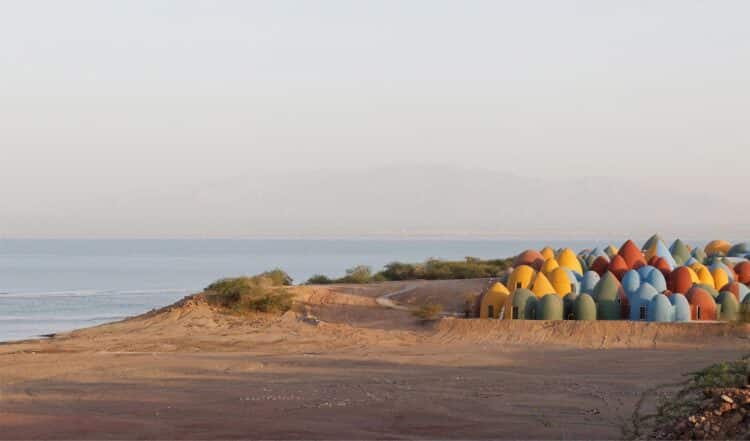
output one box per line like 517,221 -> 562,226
653,387 -> 750,440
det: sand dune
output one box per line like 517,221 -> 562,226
1,280 -> 748,439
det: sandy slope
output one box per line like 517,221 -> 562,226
0,281 -> 748,439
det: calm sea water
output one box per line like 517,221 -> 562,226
0,238 -> 616,342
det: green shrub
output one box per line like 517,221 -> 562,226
412,303 -> 444,321
337,265 -> 373,284
260,269 -> 293,286
306,274 -> 334,284
204,274 -> 294,314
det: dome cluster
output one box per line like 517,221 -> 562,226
478,235 -> 750,322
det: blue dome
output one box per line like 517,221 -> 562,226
684,257 -> 698,266
629,283 -> 659,320
621,270 -> 641,296
670,294 -> 691,322
652,241 -> 677,269
637,265 -> 657,279
579,271 -> 600,294
729,242 -> 750,258
648,294 -> 674,322
642,269 -> 667,293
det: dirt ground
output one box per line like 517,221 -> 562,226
1,281 -> 748,440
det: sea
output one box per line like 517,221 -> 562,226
0,238 -> 621,342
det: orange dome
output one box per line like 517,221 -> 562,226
607,255 -> 629,280
514,250 -> 544,271
686,286 -> 718,321
669,267 -> 694,294
618,240 -> 646,270
705,240 -> 732,256
734,261 -> 750,284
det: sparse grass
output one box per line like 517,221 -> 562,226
412,303 -> 444,322
626,357 -> 750,439
204,273 -> 294,314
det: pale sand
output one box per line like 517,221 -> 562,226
0,281 -> 748,439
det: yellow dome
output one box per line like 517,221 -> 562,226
685,266 -> 700,283
696,267 -> 715,287
541,258 -> 559,275
530,272 -> 556,297
604,245 -> 619,258
540,247 -> 556,260
711,268 -> 729,290
705,240 -> 732,256
549,267 -> 573,296
556,248 -> 583,275
479,282 -> 510,318
690,262 -> 706,273
507,265 -> 536,291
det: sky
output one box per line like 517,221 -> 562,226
1,1 -> 749,239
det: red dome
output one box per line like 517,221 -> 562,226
734,261 -> 750,285
650,256 -> 673,279
618,240 -> 646,270
686,286 -> 718,321
590,256 -> 610,275
607,255 -> 629,280
720,282 -> 744,302
514,250 -> 544,271
669,267 -> 694,294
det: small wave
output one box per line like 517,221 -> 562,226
0,288 -> 191,299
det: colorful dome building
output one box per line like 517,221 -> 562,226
479,282 -> 510,319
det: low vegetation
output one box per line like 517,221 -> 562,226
306,257 -> 513,284
203,270 -> 295,314
412,303 -> 444,322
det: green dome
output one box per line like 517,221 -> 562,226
508,288 -> 538,320
563,292 -> 578,320
574,294 -> 597,321
717,291 -> 739,321
538,294 -> 563,320
593,272 -> 626,320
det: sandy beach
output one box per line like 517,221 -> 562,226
1,280 -> 748,439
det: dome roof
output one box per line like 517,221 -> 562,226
686,287 -> 717,321
720,282 -> 750,302
709,261 -> 736,282
538,294 -> 564,320
622,270 -> 641,296
479,282 -> 510,318
670,294 -> 691,322
642,268 -> 667,293
692,247 -> 707,263
648,294 -> 674,322
734,261 -> 750,284
557,248 -> 583,275
669,267 -> 695,295
728,242 -> 750,258
705,240 -> 732,257
530,272 -> 557,297
648,257 -> 673,282
607,255 -> 629,280
549,267 -> 575,296
631,282 -> 659,303
508,265 -> 536,291
514,250 -> 545,271
590,256 -> 610,275
696,267 -> 715,288
488,282 -> 510,295
670,239 -> 691,266
580,271 -> 601,294
642,234 -> 663,252
574,294 -> 597,321
504,288 -> 538,320
540,247 -> 556,261
618,240 -> 647,270
645,240 -> 677,269
541,258 -> 559,275
593,271 -> 628,320
717,291 -> 739,321
604,245 -> 619,258
711,268 -> 731,291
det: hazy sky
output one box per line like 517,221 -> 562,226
1,1 -> 749,238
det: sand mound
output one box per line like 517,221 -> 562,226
431,318 -> 750,349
